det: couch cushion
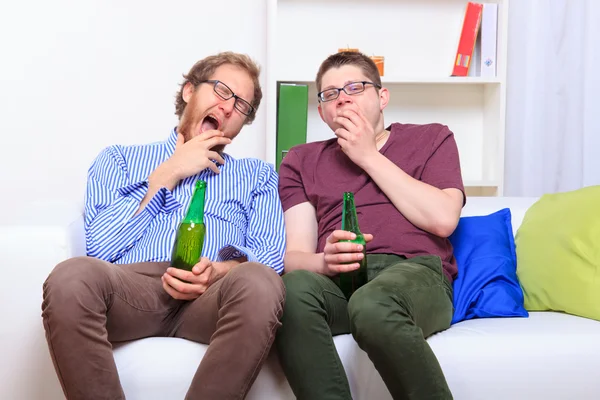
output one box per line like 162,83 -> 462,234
428,311 -> 600,400
112,335 -> 390,400
113,337 -> 294,400
113,312 -> 600,400
449,208 -> 528,324
515,186 -> 600,321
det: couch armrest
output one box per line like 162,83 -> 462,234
1,199 -> 85,259
0,200 -> 85,400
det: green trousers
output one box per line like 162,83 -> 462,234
275,254 -> 454,400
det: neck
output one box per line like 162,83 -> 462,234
375,129 -> 390,151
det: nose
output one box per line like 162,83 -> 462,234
336,91 -> 353,107
218,97 -> 235,117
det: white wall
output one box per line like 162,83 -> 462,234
0,1 -> 267,399
0,0 -> 268,214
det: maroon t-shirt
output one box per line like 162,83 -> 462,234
278,122 -> 465,283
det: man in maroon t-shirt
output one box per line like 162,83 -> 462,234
275,51 -> 465,400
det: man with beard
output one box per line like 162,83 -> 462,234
41,52 -> 286,400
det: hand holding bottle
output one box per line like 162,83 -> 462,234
322,230 -> 374,276
162,257 -> 224,300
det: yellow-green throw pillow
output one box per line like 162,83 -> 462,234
515,185 -> 600,321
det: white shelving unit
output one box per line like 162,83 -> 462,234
266,0 -> 509,196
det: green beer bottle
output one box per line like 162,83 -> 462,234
170,180 -> 207,271
336,191 -> 368,300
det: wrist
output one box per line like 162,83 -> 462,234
318,253 -> 332,276
149,161 -> 180,191
359,151 -> 384,174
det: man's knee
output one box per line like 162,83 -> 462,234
348,269 -> 452,343
45,256 -> 112,290
43,256 -> 113,315
347,281 -> 410,342
348,282 -> 404,321
281,269 -> 331,310
226,262 -> 284,298
222,262 -> 285,321
282,269 -> 322,294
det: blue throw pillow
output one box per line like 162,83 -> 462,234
448,208 -> 528,324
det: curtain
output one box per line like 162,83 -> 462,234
504,0 -> 600,196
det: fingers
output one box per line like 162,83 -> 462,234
196,268 -> 215,287
325,240 -> 364,254
206,161 -> 220,174
192,258 -> 212,275
328,262 -> 361,274
205,136 -> 232,150
162,279 -> 197,300
186,130 -> 230,148
323,231 -> 373,276
334,114 -> 359,132
326,231 -> 373,247
161,274 -> 203,300
166,264 -> 210,287
166,267 -> 196,282
326,230 -> 357,244
207,151 -> 226,165
196,129 -> 225,140
324,249 -> 364,265
339,108 -> 367,126
323,233 -> 365,273
334,128 -> 351,140
163,271 -> 189,290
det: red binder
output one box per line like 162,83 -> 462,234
452,2 -> 483,77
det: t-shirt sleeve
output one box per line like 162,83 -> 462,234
278,148 -> 310,212
421,126 -> 466,202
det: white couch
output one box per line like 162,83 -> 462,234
1,197 -> 600,400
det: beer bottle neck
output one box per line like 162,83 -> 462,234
342,192 -> 361,235
183,180 -> 206,224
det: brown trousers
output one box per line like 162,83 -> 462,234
41,256 -> 285,400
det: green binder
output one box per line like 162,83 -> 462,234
276,82 -> 309,171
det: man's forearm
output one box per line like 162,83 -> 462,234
361,152 -> 460,237
284,251 -> 328,275
135,162 -> 180,216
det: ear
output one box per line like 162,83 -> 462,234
182,82 -> 195,104
378,87 -> 390,111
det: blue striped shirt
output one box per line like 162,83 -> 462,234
84,128 -> 286,274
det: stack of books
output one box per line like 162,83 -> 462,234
452,2 -> 499,78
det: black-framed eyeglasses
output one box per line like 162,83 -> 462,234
200,80 -> 255,116
317,81 -> 382,102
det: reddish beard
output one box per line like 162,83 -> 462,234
177,96 -> 199,143
177,99 -> 226,154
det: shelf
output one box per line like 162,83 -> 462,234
266,0 -> 510,196
464,180 -> 501,188
278,76 -> 502,85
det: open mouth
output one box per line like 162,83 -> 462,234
201,114 -> 221,133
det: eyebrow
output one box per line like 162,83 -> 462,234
321,80 -> 363,91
